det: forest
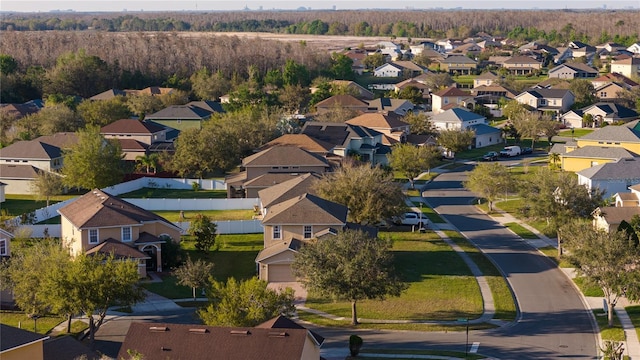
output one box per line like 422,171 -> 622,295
1,9 -> 638,44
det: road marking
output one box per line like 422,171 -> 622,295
470,342 -> 480,353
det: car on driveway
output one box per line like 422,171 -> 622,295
394,212 -> 428,228
499,145 -> 521,157
481,151 -> 499,161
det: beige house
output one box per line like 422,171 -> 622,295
0,325 -> 48,360
473,71 -> 500,88
437,55 -> 477,75
346,112 -> 410,142
226,146 -> 330,198
515,88 -> 575,113
502,56 -> 542,75
314,94 -> 369,115
611,57 -> 640,78
257,193 -> 347,282
0,140 -> 65,195
431,86 -> 474,113
57,189 -> 181,277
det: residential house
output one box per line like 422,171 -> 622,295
473,71 -> 500,88
435,39 -> 462,52
0,140 -> 64,194
125,86 -> 174,97
301,122 -> 389,165
0,181 -> 5,204
258,173 -> 322,216
258,134 -> 334,155
392,61 -> 429,78
577,158 -> 640,198
561,103 -> 638,128
0,325 -> 48,360
366,98 -> 415,116
257,193 -> 347,282
409,42 -> 438,55
431,86 -> 474,113
144,104 -> 214,131
471,85 -> 517,107
0,102 -> 41,119
450,42 -> 482,56
548,63 -> 599,79
57,189 -> 182,277
437,55 -> 477,75
502,56 -> 542,75
225,145 -> 330,198
314,94 -> 369,115
393,78 -> 430,102
0,228 -> 13,306
118,317 -> 324,360
611,57 -> 640,78
341,49 -> 367,75
345,112 -> 410,143
515,88 -> 575,113
89,89 -> 127,101
594,82 -> 629,103
431,108 -> 500,149
627,43 -> 640,55
374,63 -> 404,78
328,80 -> 374,100
560,146 -> 636,172
591,72 -> 639,91
100,119 -> 171,161
593,206 -> 640,231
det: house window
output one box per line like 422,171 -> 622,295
600,91 -> 607,97
273,225 -> 281,240
591,161 -> 599,167
122,227 -> 132,242
303,225 -> 313,239
89,229 -> 99,244
0,239 -> 6,256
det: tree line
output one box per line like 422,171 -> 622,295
2,10 -> 638,42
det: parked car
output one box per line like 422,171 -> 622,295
499,146 -> 521,157
393,212 -> 428,228
521,147 -> 533,154
481,151 -> 499,161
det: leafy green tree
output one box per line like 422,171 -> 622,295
330,53 -> 355,80
77,97 -> 131,127
31,171 -> 64,207
569,79 -> 597,108
161,236 -> 183,270
174,257 -> 214,299
512,112 -> 542,148
199,277 -> 295,327
126,94 -> 164,119
362,53 -> 385,70
282,59 -> 310,86
312,162 -> 406,225
465,163 -> 513,212
43,50 -> 113,98
420,73 -> 453,91
387,143 -> 441,189
0,54 -> 18,75
437,129 -> 475,161
62,126 -> 124,190
135,153 -> 159,174
167,128 -> 213,178
395,86 -> 424,104
278,84 -> 310,114
560,222 -> 640,327
190,68 -> 231,101
66,252 -> 144,347
403,112 -> 434,135
189,214 -> 218,253
502,100 -> 529,120
292,229 -> 407,325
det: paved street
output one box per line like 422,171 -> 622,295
421,164 -> 599,359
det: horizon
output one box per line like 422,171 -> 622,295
1,0 -> 638,13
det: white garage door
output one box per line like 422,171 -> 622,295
268,264 -> 296,282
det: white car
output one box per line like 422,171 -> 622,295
395,212 -> 428,227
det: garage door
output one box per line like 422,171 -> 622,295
268,264 -> 296,282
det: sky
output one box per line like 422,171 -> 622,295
1,0 -> 638,12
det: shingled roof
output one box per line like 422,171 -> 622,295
0,324 -> 48,353
578,125 -> 640,143
101,119 -> 165,135
85,238 -> 150,260
258,173 -> 322,208
242,146 -> 329,168
260,134 -> 334,154
117,321 -> 314,360
577,158 -> 640,180
0,140 -> 61,160
346,112 -> 409,129
0,164 -> 42,179
562,146 -> 636,159
57,189 -> 179,230
262,193 -> 347,225
145,105 -> 212,120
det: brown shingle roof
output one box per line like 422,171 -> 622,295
34,132 -> 79,149
255,238 -> 302,262
85,238 -> 150,260
243,173 -> 305,188
262,193 -> 347,225
346,112 -> 409,129
116,138 -> 148,151
433,86 -> 469,97
57,189 -> 179,230
117,322 -> 310,360
101,119 -> 165,135
0,140 -> 61,160
242,146 -> 329,168
258,173 -> 322,208
594,206 -> 640,226
315,94 -> 368,108
256,315 -> 324,346
260,134 -> 334,154
0,164 -> 42,179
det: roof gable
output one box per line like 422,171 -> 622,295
432,108 -> 486,123
258,173 -> 322,208
433,86 -> 469,97
579,125 -> 640,143
101,119 -> 165,135
346,112 -> 409,129
262,193 -> 348,225
242,146 -> 329,168
145,105 -> 212,120
0,140 -> 61,160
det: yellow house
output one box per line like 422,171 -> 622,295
57,189 -> 182,277
0,324 -> 48,360
560,125 -> 640,172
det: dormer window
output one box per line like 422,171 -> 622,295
122,227 -> 132,242
89,229 -> 99,244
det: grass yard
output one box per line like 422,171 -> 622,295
412,201 -> 446,223
303,231 -> 483,322
152,209 -> 254,222
359,348 -> 485,360
594,309 -> 625,342
559,128 -> 594,137
143,233 -> 263,299
504,222 -> 539,239
626,305 -> 640,339
0,311 -> 64,335
443,230 -> 517,322
118,187 -> 227,199
49,320 -> 89,337
1,194 -> 76,218
573,277 -> 605,297
537,246 -> 572,268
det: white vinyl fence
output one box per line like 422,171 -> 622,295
123,198 -> 259,211
104,177 -> 226,195
23,220 -> 263,238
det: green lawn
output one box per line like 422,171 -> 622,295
303,231 -> 483,322
0,311 -> 64,335
537,246 -> 572,268
1,194 -> 76,218
594,309 -> 626,342
117,187 -> 227,199
143,233 -> 263,299
504,222 -> 539,239
573,277 -> 605,297
443,230 -> 517,322
153,210 -> 255,222
558,128 -> 594,137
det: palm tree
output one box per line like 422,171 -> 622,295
549,152 -> 560,169
135,154 -> 159,174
